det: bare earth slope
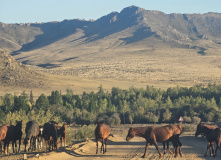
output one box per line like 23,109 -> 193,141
1,6 -> 221,95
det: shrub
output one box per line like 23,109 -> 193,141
74,125 -> 96,140
183,116 -> 191,123
191,116 -> 201,124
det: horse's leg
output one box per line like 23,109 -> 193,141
204,142 -> 210,157
64,134 -> 66,147
172,140 -> 178,157
35,137 -> 38,151
96,138 -> 98,154
166,141 -> 174,156
142,142 -> 149,158
102,138 -> 105,154
105,138 -> 108,153
214,140 -> 221,158
60,136 -> 62,147
3,141 -> 7,155
18,139 -> 20,153
153,141 -> 162,158
12,140 -> 15,154
45,140 -> 48,152
177,139 -> 182,157
210,143 -> 215,157
0,141 -> 2,153
163,142 -> 166,155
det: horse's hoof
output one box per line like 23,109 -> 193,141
141,155 -> 146,158
180,153 -> 182,157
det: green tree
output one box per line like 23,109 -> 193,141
162,109 -> 172,122
30,90 -> 34,104
35,94 -> 49,110
49,90 -> 63,105
3,93 -> 14,112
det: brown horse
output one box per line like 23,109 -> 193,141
126,124 -> 182,158
163,124 -> 183,157
57,122 -> 67,147
195,123 -> 220,157
0,125 -> 9,154
95,123 -> 110,154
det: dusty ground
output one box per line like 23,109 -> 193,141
1,132 -> 220,160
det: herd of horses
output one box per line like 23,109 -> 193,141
0,120 -> 67,155
95,123 -> 221,158
1,121 -> 221,158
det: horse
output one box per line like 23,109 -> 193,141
57,122 -> 67,147
126,124 -> 182,158
162,124 -> 183,157
3,120 -> 22,154
43,122 -> 58,151
95,123 -> 110,154
0,125 -> 9,153
24,121 -> 40,152
195,123 -> 220,157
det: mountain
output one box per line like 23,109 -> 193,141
1,6 -> 221,54
1,6 -> 221,91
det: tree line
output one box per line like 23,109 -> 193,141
1,83 -> 221,126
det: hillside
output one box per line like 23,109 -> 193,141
1,6 -> 221,94
0,50 -> 44,88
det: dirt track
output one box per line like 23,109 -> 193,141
1,132 -> 220,160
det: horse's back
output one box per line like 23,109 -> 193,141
25,121 -> 40,138
95,123 -> 110,139
152,125 -> 175,142
43,122 -> 57,140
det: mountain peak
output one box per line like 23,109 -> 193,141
120,5 -> 145,15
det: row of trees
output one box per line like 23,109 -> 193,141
1,83 -> 221,125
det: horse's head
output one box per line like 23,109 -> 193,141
16,120 -> 22,129
195,123 -> 204,137
177,124 -> 184,134
126,127 -> 135,141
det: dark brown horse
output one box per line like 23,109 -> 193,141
195,123 -> 220,157
3,120 -> 22,154
95,123 -> 110,154
43,122 -> 58,151
163,124 -> 183,157
126,124 -> 182,158
0,125 -> 9,154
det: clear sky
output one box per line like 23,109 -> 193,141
0,0 -> 220,24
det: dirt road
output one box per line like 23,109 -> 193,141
1,132 -> 220,160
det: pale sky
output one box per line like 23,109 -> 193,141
0,0 -> 220,23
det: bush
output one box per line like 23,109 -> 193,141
191,116 -> 201,124
75,125 -> 96,140
183,116 -> 191,123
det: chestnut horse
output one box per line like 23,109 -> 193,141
195,123 -> 220,157
95,123 -> 110,154
0,125 -> 9,154
126,124 -> 183,158
163,124 -> 183,157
